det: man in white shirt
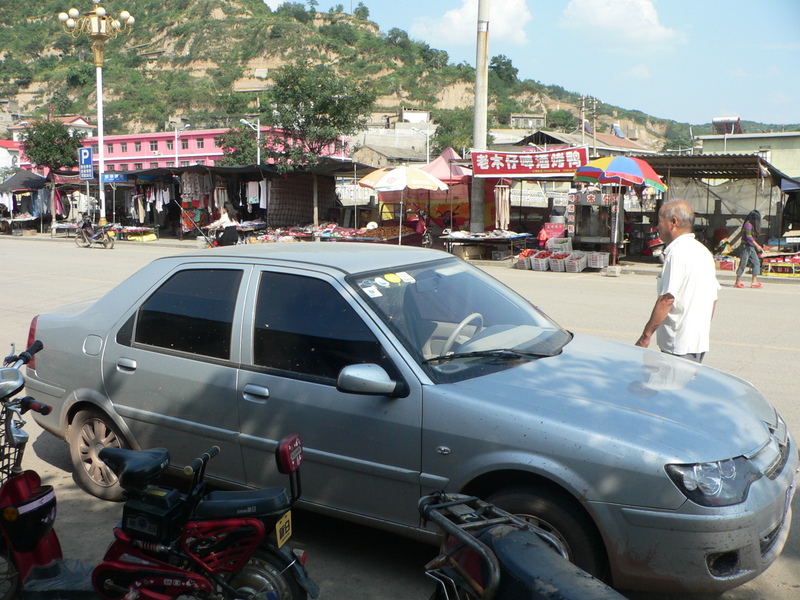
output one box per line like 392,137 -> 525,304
636,200 -> 720,362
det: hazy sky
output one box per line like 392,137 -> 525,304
265,0 -> 800,125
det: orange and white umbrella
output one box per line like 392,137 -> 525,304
358,166 -> 448,245
359,165 -> 448,192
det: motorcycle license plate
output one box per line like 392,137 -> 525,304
276,511 -> 292,548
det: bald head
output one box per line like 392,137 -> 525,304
658,200 -> 694,245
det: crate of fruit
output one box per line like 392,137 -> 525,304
546,237 -> 572,253
588,251 -> 610,269
530,250 -> 552,271
548,251 -> 572,272
565,251 -> 588,273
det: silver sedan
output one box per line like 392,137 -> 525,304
25,243 -> 797,593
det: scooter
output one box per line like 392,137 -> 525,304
419,491 -> 628,600
75,214 -> 115,249
0,341 -> 319,600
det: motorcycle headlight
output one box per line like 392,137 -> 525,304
665,457 -> 761,507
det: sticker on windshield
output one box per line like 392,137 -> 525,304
384,273 -> 402,284
358,279 -> 374,289
396,272 -> 416,283
374,277 -> 391,288
362,285 -> 382,298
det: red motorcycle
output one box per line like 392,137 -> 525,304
0,341 -> 319,600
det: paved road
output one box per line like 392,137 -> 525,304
1,235 -> 799,600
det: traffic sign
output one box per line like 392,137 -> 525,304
79,147 -> 94,180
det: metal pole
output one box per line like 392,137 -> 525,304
256,117 -> 261,165
95,49 -> 106,221
470,0 -> 489,233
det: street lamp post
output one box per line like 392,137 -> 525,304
240,118 -> 261,165
174,122 -> 190,166
59,1 -> 134,223
412,126 -> 432,164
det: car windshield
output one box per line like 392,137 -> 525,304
347,257 -> 571,383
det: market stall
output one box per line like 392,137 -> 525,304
0,169 -> 49,234
572,156 -> 668,266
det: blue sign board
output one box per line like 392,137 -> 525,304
102,173 -> 128,183
78,147 -> 94,180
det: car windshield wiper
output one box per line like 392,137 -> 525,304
423,349 -> 556,365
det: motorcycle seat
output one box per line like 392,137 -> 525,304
193,487 -> 291,519
99,447 -> 170,490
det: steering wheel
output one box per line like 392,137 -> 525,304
442,312 -> 484,355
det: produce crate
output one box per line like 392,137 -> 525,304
515,257 -> 531,269
530,250 -> 551,271
565,252 -> 588,273
492,250 -> 512,261
546,237 -> 572,252
548,252 -> 572,272
588,251 -> 610,269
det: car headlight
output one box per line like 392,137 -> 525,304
665,457 -> 761,507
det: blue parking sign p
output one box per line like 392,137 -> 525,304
79,147 -> 94,180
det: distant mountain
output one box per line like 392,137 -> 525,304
1,1 -> 796,152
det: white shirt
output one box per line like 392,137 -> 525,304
656,233 -> 720,355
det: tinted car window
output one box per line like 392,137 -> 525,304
136,269 -> 242,359
253,272 -> 381,380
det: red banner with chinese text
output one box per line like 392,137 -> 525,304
471,147 -> 589,178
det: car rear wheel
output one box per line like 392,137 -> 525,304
69,409 -> 128,501
486,486 -> 609,582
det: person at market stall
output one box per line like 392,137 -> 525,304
635,200 -> 720,363
207,202 -> 239,246
734,210 -> 766,289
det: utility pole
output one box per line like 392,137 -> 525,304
580,96 -> 585,147
470,0 -> 489,233
592,97 -> 598,158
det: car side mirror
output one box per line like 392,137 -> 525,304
337,364 -> 402,397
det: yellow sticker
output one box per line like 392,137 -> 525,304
275,511 -> 292,548
384,273 -> 402,283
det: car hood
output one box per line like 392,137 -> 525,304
458,333 -> 775,462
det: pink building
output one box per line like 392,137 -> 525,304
16,124 -> 230,175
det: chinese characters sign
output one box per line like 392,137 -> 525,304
471,146 -> 588,178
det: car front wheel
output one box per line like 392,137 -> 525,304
486,485 -> 609,582
69,409 -> 128,501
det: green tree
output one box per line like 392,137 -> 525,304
431,108 -> 475,155
215,124 -> 260,166
546,109 -> 578,132
489,55 -> 518,85
263,60 -> 376,169
21,119 -> 86,173
20,119 -> 87,226
354,2 -> 369,19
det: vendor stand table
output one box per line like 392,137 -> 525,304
114,225 -> 160,242
1,216 -> 37,235
51,223 -> 79,238
442,233 -> 532,260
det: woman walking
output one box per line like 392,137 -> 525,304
734,210 -> 765,288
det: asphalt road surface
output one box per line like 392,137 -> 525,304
1,235 -> 799,600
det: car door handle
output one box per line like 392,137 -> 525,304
242,384 -> 270,404
116,358 -> 137,373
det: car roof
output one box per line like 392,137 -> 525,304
168,242 -> 454,275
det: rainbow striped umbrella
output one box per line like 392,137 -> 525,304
574,156 -> 667,191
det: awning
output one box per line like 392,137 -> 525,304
0,169 -> 48,192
